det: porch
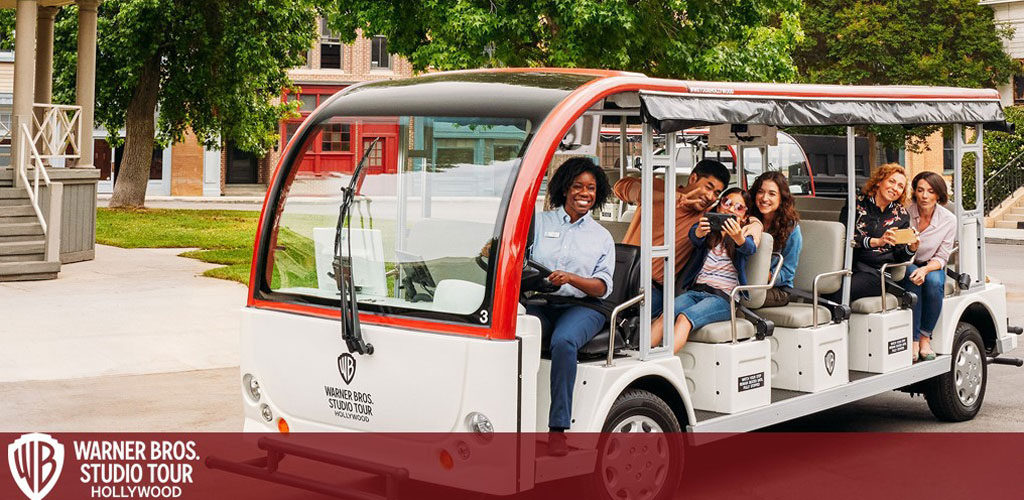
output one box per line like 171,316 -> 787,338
0,0 -> 100,280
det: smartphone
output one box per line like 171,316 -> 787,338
892,228 -> 917,245
706,213 -> 737,233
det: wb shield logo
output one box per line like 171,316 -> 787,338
338,353 -> 357,385
825,350 -> 836,376
8,433 -> 64,500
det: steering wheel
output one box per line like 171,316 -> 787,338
475,254 -> 560,294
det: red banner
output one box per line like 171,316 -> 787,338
2,432 -> 1022,499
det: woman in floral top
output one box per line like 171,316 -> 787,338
828,163 -> 916,304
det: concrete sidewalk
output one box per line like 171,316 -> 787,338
986,227 -> 1024,245
0,245 -> 244,383
98,194 -> 264,211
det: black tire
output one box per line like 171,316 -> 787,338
586,389 -> 684,500
925,322 -> 987,422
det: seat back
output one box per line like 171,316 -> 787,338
598,220 -> 632,243
795,196 -> 845,221
793,220 -> 846,294
742,233 -> 774,309
602,243 -> 642,308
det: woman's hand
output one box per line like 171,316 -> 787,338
547,270 -> 576,287
909,266 -> 928,286
908,233 -> 921,252
723,218 -> 745,245
871,228 -> 899,248
695,217 -> 711,238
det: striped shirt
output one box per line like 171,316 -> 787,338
694,243 -> 740,292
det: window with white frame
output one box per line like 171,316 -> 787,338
370,36 -> 390,69
319,18 -> 342,70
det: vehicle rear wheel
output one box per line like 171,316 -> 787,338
587,389 -> 683,500
925,322 -> 987,422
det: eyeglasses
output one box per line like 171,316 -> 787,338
721,198 -> 747,214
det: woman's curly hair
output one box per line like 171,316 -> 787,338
749,171 -> 800,252
862,163 -> 910,206
547,157 -> 611,210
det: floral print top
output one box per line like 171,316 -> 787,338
839,193 -> 914,269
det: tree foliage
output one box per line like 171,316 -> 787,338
0,1 -> 323,207
327,0 -> 804,82
90,0 -> 320,154
796,0 -> 1017,88
794,0 -> 1018,150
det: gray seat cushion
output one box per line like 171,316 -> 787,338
944,278 -> 956,297
756,304 -> 832,328
850,294 -> 900,314
690,319 -> 755,343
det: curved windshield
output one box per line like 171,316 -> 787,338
263,114 -> 532,324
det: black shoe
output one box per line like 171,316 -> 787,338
548,431 -> 568,457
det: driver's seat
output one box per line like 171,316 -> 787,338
538,243 -> 642,359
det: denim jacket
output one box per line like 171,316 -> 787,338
678,222 -> 758,291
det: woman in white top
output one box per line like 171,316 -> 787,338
902,171 -> 956,362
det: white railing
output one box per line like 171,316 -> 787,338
31,103 -> 82,161
0,115 -> 11,147
17,121 -> 52,234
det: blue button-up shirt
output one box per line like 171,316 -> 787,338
530,208 -> 615,299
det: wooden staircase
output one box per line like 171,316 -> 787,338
0,187 -> 59,280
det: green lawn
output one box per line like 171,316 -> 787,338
95,207 -> 282,284
96,208 -> 396,290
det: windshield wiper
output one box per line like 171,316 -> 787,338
333,137 -> 380,355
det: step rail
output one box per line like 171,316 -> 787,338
16,122 -> 51,234
984,150 -> 1024,215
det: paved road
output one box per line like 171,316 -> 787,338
2,245 -> 1023,432
770,243 -> 1024,431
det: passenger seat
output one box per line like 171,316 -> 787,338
533,243 -> 642,359
677,234 -> 776,414
758,220 -> 846,328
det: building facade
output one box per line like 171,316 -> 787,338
88,25 -> 414,197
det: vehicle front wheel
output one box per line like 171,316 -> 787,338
588,389 -> 684,500
925,322 -> 987,422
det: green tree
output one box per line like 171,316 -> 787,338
796,0 -> 1016,88
7,1 -> 323,208
794,0 -> 1018,151
327,0 -> 804,82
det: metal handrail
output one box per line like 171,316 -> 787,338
879,261 -> 914,313
983,149 -> 1024,214
728,253 -> 784,344
606,291 -> 645,367
17,122 -> 51,234
812,269 -> 852,327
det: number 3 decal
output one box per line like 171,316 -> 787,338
479,310 -> 489,323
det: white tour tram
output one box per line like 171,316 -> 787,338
209,69 -> 1023,499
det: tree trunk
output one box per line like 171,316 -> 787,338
108,56 -> 161,209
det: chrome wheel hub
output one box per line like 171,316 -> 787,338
601,416 -> 670,500
954,339 -> 983,407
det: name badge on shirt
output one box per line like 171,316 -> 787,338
544,231 -> 561,238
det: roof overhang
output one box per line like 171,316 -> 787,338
639,81 -> 1008,133
0,0 -> 75,8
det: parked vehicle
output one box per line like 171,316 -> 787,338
209,69 -> 1022,500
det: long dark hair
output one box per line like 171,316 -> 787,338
706,188 -> 751,260
749,171 -> 799,252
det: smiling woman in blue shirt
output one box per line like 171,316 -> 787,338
527,157 -> 615,456
748,171 -> 803,307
